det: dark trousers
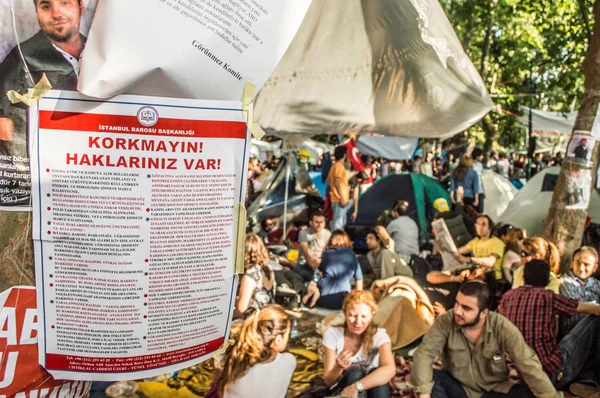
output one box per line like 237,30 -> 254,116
431,370 -> 534,398
554,316 -> 600,389
316,292 -> 348,310
331,368 -> 391,398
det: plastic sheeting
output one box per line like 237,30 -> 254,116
357,136 -> 419,160
254,0 -> 493,138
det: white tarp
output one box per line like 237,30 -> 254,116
254,0 -> 493,138
481,170 -> 518,222
78,0 -> 312,101
517,106 -> 577,136
357,135 -> 419,160
498,167 -> 600,237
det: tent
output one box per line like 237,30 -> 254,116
481,170 -> 518,222
498,167 -> 600,237
246,154 -> 323,229
348,173 -> 451,237
254,0 -> 492,138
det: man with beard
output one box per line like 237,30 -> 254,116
411,281 -> 560,398
294,211 -> 332,282
0,0 -> 86,156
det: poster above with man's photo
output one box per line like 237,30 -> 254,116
0,0 -> 98,210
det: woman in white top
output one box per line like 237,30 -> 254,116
323,290 -> 395,398
501,227 -> 526,283
218,304 -> 296,398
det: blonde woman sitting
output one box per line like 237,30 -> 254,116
323,290 -> 395,398
236,233 -> 276,316
218,304 -> 295,398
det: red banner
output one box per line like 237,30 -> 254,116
0,287 -> 91,397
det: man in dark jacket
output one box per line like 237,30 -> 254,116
0,0 -> 86,205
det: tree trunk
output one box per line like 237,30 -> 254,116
543,1 -> 600,271
481,114 -> 498,159
477,0 -> 499,160
479,0 -> 499,79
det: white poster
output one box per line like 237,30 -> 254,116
30,91 -> 248,381
431,218 -> 465,271
566,131 -> 596,167
78,0 -> 312,101
565,170 -> 593,210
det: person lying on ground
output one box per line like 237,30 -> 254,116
411,280 -> 560,398
323,290 -> 395,398
302,230 -> 364,309
559,246 -> 600,337
218,304 -> 295,398
294,210 -> 332,282
235,234 -> 276,316
366,228 -> 413,280
454,214 -> 505,280
512,237 -> 561,293
424,266 -> 488,315
499,259 -> 600,391
501,227 -> 526,283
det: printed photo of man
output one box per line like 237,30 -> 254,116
0,0 -> 86,152
0,0 -> 87,207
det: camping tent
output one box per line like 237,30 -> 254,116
254,0 -> 492,138
246,154 -> 323,229
348,173 -> 451,237
481,170 -> 518,222
498,167 -> 600,236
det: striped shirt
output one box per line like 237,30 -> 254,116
559,272 -> 600,336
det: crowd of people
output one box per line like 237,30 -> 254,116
221,145 -> 597,398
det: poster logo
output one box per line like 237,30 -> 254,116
137,106 -> 159,127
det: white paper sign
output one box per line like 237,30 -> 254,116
30,91 -> 248,381
78,0 -> 312,101
432,218 -> 466,271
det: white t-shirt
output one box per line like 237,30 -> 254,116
224,352 -> 296,398
322,326 -> 391,371
501,250 -> 521,283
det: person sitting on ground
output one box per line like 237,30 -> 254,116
257,217 -> 282,245
501,227 -> 526,283
499,259 -> 600,392
323,290 -> 396,398
559,247 -> 600,337
512,237 -> 561,293
236,234 -> 276,316
431,198 -> 476,247
294,210 -> 332,282
366,228 -> 413,280
453,214 -> 505,280
302,230 -> 364,310
411,280 -> 560,398
384,198 -> 420,264
449,155 -> 480,209
218,304 -> 296,398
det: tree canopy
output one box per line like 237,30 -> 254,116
441,0 -> 594,151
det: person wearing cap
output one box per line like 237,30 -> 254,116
433,198 -> 450,214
